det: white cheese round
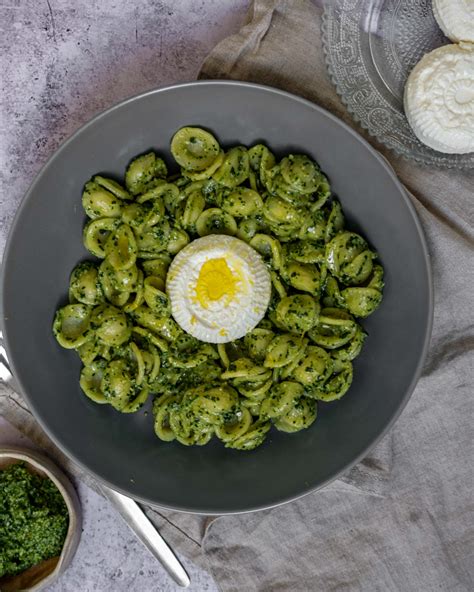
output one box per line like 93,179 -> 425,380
432,0 -> 474,44
404,43 -> 474,154
166,235 -> 271,343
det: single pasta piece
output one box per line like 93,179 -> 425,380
171,127 -> 220,172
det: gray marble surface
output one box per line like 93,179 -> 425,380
0,1 -> 250,590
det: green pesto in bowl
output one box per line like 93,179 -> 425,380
0,462 -> 69,579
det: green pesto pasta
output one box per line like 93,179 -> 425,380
53,126 -> 384,451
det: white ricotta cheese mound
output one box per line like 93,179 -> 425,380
166,235 -> 271,344
404,43 -> 474,154
432,0 -> 474,44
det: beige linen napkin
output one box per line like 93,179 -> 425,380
1,1 -> 473,590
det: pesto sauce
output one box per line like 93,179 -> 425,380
0,463 -> 69,579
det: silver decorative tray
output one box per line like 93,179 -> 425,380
321,0 -> 474,169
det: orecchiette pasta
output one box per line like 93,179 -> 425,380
53,126 -> 384,451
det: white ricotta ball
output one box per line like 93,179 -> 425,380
166,235 -> 271,343
404,43 -> 474,154
432,0 -> 474,44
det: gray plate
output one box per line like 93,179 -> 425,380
1,81 -> 432,514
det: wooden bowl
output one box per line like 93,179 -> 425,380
0,446 -> 82,591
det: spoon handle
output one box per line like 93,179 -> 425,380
101,486 -> 190,588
